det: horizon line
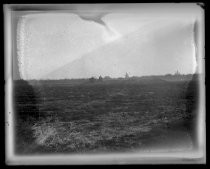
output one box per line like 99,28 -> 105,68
13,73 -> 199,81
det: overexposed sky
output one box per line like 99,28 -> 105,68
17,4 -> 203,80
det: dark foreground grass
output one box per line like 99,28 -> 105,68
14,78 -> 196,154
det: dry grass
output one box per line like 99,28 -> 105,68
31,111 -> 157,152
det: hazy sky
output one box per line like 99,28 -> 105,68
16,4 -> 203,80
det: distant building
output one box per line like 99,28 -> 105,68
174,70 -> 181,76
89,77 -> 97,82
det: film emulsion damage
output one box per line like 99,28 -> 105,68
5,3 -> 205,164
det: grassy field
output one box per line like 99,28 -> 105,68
13,76 -> 198,154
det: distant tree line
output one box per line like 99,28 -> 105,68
17,71 -> 198,83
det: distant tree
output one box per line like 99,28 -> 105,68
165,73 -> 172,77
125,72 -> 129,79
98,75 -> 103,81
89,77 -> 96,83
104,76 -> 111,80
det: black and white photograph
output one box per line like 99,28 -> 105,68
4,3 -> 205,164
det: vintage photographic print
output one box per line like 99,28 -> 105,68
5,3 -> 205,164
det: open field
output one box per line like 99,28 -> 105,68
13,76 -> 198,154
